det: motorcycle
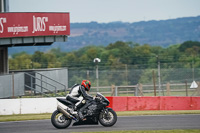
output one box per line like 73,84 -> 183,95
51,92 -> 117,129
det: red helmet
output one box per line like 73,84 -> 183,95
81,80 -> 91,91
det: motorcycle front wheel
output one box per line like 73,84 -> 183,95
51,110 -> 72,129
99,108 -> 117,127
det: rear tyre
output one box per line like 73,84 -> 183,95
51,110 -> 72,129
99,108 -> 117,127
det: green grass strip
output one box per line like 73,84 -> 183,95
0,110 -> 200,122
72,130 -> 200,133
116,110 -> 200,116
0,113 -> 51,122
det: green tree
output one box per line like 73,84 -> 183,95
179,41 -> 200,52
62,53 -> 78,67
9,52 -> 32,70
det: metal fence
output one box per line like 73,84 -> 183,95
88,83 -> 200,97
35,69 -> 68,93
0,69 -> 68,98
68,66 -> 200,97
1,66 -> 199,98
0,73 -> 24,98
68,67 -> 200,85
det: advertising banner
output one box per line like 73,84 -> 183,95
0,12 -> 70,38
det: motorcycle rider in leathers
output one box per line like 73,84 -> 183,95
66,80 -> 93,120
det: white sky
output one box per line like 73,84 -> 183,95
9,0 -> 200,23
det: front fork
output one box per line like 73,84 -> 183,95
101,107 -> 110,118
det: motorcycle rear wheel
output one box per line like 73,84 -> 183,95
51,110 -> 72,129
99,108 -> 117,127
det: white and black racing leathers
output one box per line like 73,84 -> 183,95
66,84 -> 93,109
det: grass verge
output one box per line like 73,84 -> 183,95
0,110 -> 200,122
72,130 -> 200,133
116,110 -> 200,116
0,113 -> 51,122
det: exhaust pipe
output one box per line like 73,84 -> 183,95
57,105 -> 74,119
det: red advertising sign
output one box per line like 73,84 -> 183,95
0,12 -> 70,38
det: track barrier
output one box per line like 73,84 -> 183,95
106,96 -> 200,111
0,96 -> 200,115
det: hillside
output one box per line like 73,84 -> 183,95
9,16 -> 200,55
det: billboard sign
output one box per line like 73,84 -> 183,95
0,12 -> 70,38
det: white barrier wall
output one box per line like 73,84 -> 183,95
0,98 -> 63,115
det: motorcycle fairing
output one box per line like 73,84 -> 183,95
72,117 -> 98,126
57,98 -> 75,107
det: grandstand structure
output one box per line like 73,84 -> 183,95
0,0 -> 70,74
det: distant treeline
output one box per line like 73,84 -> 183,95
9,40 -> 200,70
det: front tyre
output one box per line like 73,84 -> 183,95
99,108 -> 117,127
51,110 -> 72,129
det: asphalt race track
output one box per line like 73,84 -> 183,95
0,115 -> 200,133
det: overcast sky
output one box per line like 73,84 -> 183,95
9,0 -> 200,23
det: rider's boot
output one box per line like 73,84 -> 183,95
67,108 -> 77,115
78,111 -> 84,120
72,103 -> 82,115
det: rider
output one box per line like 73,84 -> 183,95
66,80 -> 93,120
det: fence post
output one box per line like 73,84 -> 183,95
166,82 -> 171,96
30,77 -> 33,96
12,72 -> 15,98
197,81 -> 200,96
139,83 -> 143,96
65,86 -> 67,95
87,70 -> 89,80
135,84 -> 138,96
41,74 -> 43,95
152,70 -> 157,96
115,86 -> 118,96
55,86 -> 57,97
111,85 -> 115,96
185,80 -> 188,96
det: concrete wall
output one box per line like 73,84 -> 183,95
0,98 -> 58,115
1,96 -> 200,115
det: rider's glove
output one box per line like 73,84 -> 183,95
93,96 -> 96,100
95,97 -> 101,102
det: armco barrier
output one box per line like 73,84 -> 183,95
1,96 -> 200,115
106,96 -> 200,111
